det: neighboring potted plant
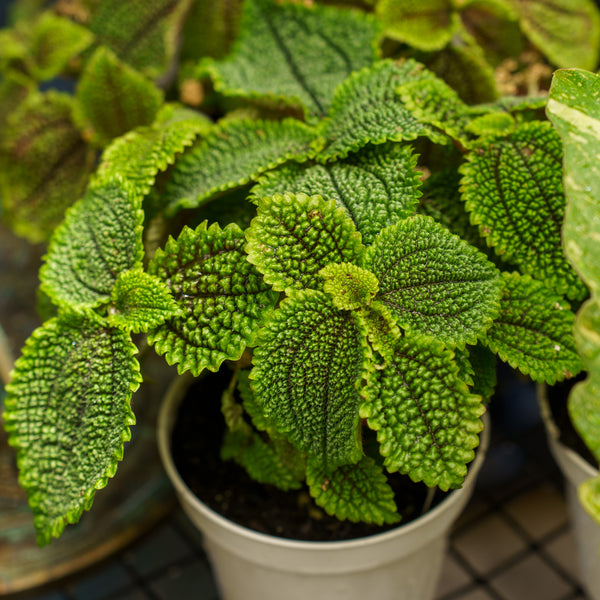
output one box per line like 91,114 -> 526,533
542,67 -> 600,600
1,0 -> 597,598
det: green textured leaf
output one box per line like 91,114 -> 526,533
364,216 -> 502,348
0,91 -> 96,243
222,430 -> 305,492
510,0 -> 600,70
96,103 -> 211,196
3,311 -> 141,545
458,0 -> 522,67
377,0 -> 460,51
307,455 -> 400,525
74,47 -> 164,147
87,0 -> 192,78
547,68 -> 600,474
396,74 -> 473,147
148,221 -> 278,375
320,263 -> 379,311
163,118 -> 319,215
419,169 -> 490,255
580,474 -> 600,526
246,193 -> 364,293
483,272 -> 583,384
457,343 -> 498,402
419,33 -> 499,104
461,120 -> 586,301
465,112 -> 517,136
108,270 -> 180,333
319,59 -> 449,160
200,0 -> 380,119
180,0 -> 243,61
250,289 -> 366,469
252,142 -> 421,244
360,333 -> 484,490
41,177 -> 144,309
28,12 -> 94,81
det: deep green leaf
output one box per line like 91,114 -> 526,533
482,272 -> 583,384
307,455 -> 400,525
3,311 -> 141,545
96,103 -> 212,197
0,90 -> 96,243
364,215 -> 502,348
510,0 -> 600,70
318,59 -> 449,160
246,193 -> 364,293
40,177 -> 144,309
252,142 -> 421,244
360,333 -> 484,490
148,221 -> 278,375
460,120 -> 586,301
377,0 -> 460,51
74,47 -> 164,147
162,118 -> 319,215
200,0 -> 380,119
250,289 -> 366,469
86,0 -> 192,78
108,270 -> 180,333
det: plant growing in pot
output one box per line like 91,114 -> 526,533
540,67 -> 600,599
1,0 -> 597,598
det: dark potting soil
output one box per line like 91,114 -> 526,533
546,374 -> 597,467
170,369 -> 444,542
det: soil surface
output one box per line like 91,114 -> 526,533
171,369 -> 444,542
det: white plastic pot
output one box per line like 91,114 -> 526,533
158,376 -> 490,600
538,384 -> 600,600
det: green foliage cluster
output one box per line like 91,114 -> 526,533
0,0 -> 596,545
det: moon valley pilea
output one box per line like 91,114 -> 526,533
0,0 -> 594,544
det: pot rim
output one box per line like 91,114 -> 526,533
158,373 -> 491,551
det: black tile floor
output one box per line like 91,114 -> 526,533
3,373 -> 594,600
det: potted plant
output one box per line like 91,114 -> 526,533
540,67 -> 600,600
1,0 -> 597,598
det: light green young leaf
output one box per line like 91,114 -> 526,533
319,59 -> 449,160
41,177 -> 144,309
360,333 -> 484,490
246,193 -> 364,293
163,118 -> 319,215
250,289 -> 366,469
465,112 -> 517,136
252,142 -> 421,244
96,103 -> 212,196
86,0 -> 192,78
320,263 -> 379,311
482,272 -> 583,384
2,311 -> 141,546
460,120 -> 586,301
0,91 -> 96,243
510,0 -> 600,70
307,455 -> 400,525
377,0 -> 460,51
108,270 -> 180,333
74,47 -> 164,147
148,221 -> 278,376
200,0 -> 380,119
580,474 -> 600,527
364,215 -> 502,348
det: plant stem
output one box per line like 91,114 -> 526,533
421,486 -> 436,515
